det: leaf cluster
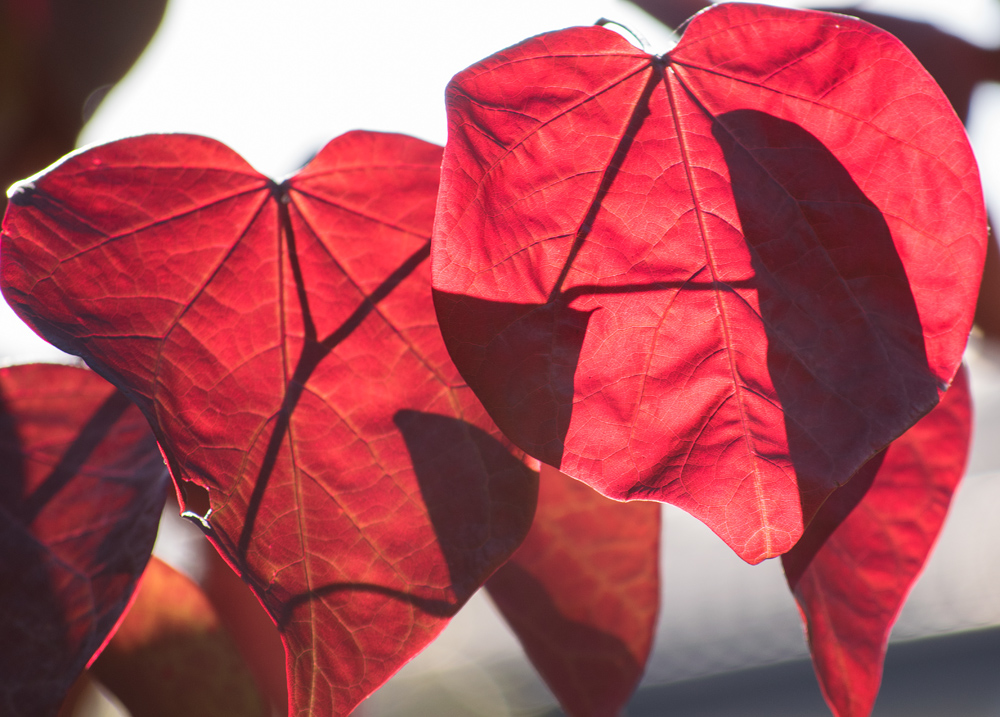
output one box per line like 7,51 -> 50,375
0,3 -> 988,717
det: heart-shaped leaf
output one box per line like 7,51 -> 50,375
0,363 -> 168,717
487,464 -> 659,717
1,131 -> 539,716
432,2 -> 985,562
781,364 -> 972,717
91,556 -> 268,717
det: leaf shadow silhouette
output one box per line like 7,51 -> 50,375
394,409 -> 539,598
0,385 -> 69,717
487,562 -> 641,717
431,293 -> 592,468
234,228 -> 431,559
781,451 -> 883,588
436,102 -> 935,545
275,411 -> 539,629
713,109 -> 936,522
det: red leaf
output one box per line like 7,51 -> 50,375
781,364 -> 972,717
812,7 -> 1000,124
1,131 -> 539,715
91,556 -> 269,717
432,3 -> 985,563
487,464 -> 659,717
0,363 -> 168,717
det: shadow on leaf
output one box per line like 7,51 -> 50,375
0,367 -> 167,717
394,409 -> 539,597
714,109 -> 935,522
488,562 -> 641,717
431,294 -> 591,467
274,411 -> 538,629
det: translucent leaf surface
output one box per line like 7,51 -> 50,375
432,3 -> 985,562
0,363 -> 167,717
1,131 -> 539,715
782,364 -> 972,717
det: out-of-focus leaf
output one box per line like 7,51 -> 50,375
0,0 -> 167,210
91,556 -> 268,717
782,365 -> 972,717
201,538 -> 289,715
1,131 -> 539,716
54,672 -> 91,717
0,363 -> 168,717
487,464 -> 659,717
432,2 -> 985,563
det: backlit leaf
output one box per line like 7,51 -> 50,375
432,3 -> 985,563
782,364 -> 972,717
0,363 -> 167,717
487,464 -> 659,717
91,556 -> 268,717
1,131 -> 539,716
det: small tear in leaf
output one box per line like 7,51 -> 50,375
178,478 -> 213,534
181,508 -> 213,533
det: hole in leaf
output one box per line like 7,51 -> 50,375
177,480 -> 211,530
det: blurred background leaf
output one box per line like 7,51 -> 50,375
0,0 -> 167,212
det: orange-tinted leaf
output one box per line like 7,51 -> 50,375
782,365 -> 972,717
91,556 -> 268,717
432,3 -> 985,563
487,464 -> 659,717
201,543 -> 288,715
0,363 -> 167,717
1,131 -> 539,716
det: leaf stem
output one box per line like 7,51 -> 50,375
547,61 -> 662,303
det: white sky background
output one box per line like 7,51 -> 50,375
3,0 -> 1000,362
81,0 -> 676,175
76,0 -> 1000,174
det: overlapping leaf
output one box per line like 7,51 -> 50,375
201,541 -> 289,714
1,131 -> 539,716
487,464 -> 659,717
782,364 -> 972,717
432,2 -> 986,562
0,363 -> 168,717
91,556 -> 268,717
